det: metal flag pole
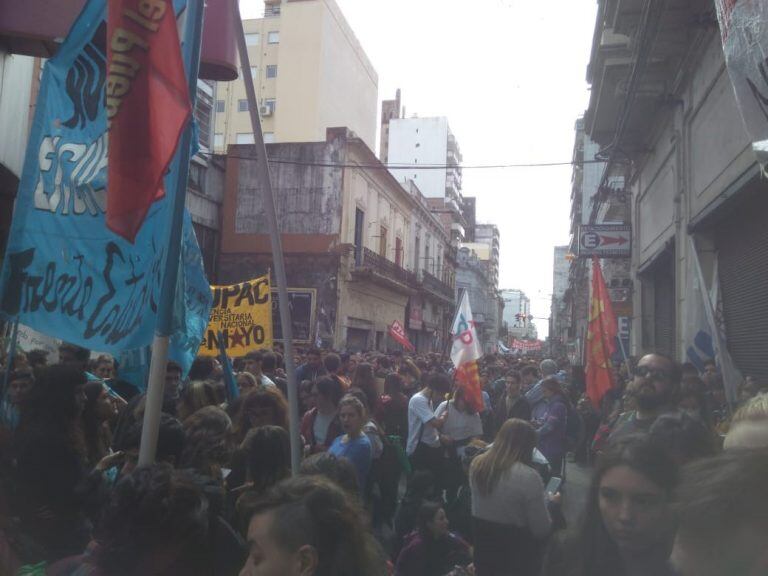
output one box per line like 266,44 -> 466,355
138,0 -> 206,466
232,3 -> 301,474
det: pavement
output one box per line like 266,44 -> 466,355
562,459 -> 592,527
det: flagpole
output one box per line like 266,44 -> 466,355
138,0 -> 206,467
443,288 -> 464,360
232,3 -> 301,474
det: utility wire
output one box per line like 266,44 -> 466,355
198,150 -> 605,170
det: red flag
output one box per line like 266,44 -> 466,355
389,320 -> 415,351
107,0 -> 191,241
586,257 -> 618,408
454,359 -> 483,413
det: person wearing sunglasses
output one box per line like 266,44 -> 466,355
609,353 -> 682,442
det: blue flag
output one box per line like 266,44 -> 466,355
0,0 -> 212,376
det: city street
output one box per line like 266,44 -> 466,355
563,460 -> 592,528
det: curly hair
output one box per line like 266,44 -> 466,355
233,386 -> 289,443
245,476 -> 385,576
180,406 -> 233,479
94,464 -> 210,576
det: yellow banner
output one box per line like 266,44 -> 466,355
198,275 -> 273,357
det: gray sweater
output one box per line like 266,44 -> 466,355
470,461 -> 552,538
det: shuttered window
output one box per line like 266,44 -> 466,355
715,189 -> 768,378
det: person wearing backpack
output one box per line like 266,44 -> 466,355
532,378 -> 569,477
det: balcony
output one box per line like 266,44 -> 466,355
352,247 -> 416,293
420,270 -> 455,304
446,172 -> 461,197
446,148 -> 461,166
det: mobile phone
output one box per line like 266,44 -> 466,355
546,476 -> 562,496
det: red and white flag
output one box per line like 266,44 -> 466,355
450,291 -> 483,412
389,320 -> 415,351
107,0 -> 191,241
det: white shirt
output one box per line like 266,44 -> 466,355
407,391 -> 440,455
313,409 -> 336,446
260,374 -> 276,387
435,400 -> 483,458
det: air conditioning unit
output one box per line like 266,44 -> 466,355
260,105 -> 272,116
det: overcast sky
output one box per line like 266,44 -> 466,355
241,0 -> 598,338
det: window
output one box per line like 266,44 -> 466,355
267,31 -> 280,44
250,66 -> 258,78
214,133 -> 224,148
354,208 -> 365,265
379,226 -> 388,259
215,100 -> 225,113
236,133 -> 255,144
264,98 -> 276,113
395,237 -> 403,267
265,3 -> 280,16
245,33 -> 260,46
263,132 -> 275,144
238,99 -> 248,112
266,65 -> 278,78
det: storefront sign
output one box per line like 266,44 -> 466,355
578,225 -> 631,258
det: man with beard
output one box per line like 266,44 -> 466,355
609,353 -> 681,441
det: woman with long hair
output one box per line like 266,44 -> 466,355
351,362 -> 379,414
470,418 -> 553,576
82,380 -> 119,467
233,386 -> 289,444
541,436 -> 678,576
180,405 -> 233,482
231,425 -> 291,533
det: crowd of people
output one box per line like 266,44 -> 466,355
0,341 -> 767,575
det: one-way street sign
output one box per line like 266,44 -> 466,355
578,225 -> 631,257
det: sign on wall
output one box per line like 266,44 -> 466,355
578,225 -> 631,258
271,288 -> 316,344
199,275 -> 273,357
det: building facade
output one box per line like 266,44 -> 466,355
218,127 -> 455,352
456,247 -> 499,353
549,246 -> 569,356
0,51 -> 37,262
213,0 -> 378,151
501,288 -> 536,341
580,0 -> 768,382
471,223 -> 500,289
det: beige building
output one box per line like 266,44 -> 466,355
213,0 -> 378,152
218,127 -> 456,352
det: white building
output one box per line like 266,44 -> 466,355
501,288 -> 536,339
386,116 -> 463,214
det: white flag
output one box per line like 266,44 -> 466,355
715,0 -> 768,168
450,291 -> 482,368
685,238 -> 741,403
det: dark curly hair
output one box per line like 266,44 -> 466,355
233,386 -> 289,443
94,464 -> 210,576
179,406 -> 233,479
244,476 -> 385,576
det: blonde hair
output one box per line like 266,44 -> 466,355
470,419 -> 536,496
731,393 -> 768,425
338,394 -> 366,418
